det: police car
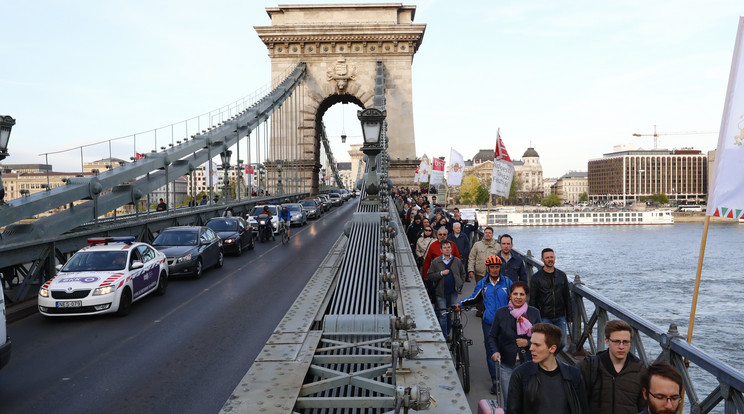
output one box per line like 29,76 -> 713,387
38,237 -> 168,317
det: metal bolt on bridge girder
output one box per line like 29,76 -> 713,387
396,385 -> 433,411
379,288 -> 398,302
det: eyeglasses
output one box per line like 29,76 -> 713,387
647,391 -> 681,404
424,229 -> 432,232
437,233 -> 447,237
608,339 -> 631,346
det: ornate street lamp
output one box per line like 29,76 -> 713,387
220,150 -> 232,201
277,160 -> 284,195
0,115 -> 17,205
237,159 -> 244,199
358,108 -> 385,152
357,108 -> 386,200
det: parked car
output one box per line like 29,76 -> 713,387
317,194 -> 333,210
206,217 -> 254,256
300,199 -> 322,219
282,203 -> 307,226
312,196 -> 329,213
0,278 -> 10,369
152,227 -> 223,278
247,204 -> 280,234
38,237 -> 169,317
327,193 -> 343,207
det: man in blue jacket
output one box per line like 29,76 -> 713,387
497,234 -> 528,283
458,255 -> 512,394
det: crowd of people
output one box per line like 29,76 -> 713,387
393,185 -> 684,414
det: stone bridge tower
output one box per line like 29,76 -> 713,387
255,3 -> 425,194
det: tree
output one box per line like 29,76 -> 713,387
579,192 -> 589,202
651,193 -> 669,204
460,175 -> 480,205
475,186 -> 490,205
541,194 -> 561,207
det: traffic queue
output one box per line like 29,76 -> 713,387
35,189 -> 354,319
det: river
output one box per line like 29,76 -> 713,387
506,222 -> 744,407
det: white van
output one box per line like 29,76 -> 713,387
0,278 -> 10,370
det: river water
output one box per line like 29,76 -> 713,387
507,222 -> 744,409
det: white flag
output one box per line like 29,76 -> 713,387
430,158 -> 445,185
448,149 -> 465,186
204,161 -> 219,187
418,159 -> 430,183
707,17 -> 744,220
489,129 -> 514,197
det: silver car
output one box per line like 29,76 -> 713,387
282,203 -> 307,226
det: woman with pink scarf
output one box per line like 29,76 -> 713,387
487,281 -> 542,401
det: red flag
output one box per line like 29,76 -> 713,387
494,132 -> 512,162
135,152 -> 144,160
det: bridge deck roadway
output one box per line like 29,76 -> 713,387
0,200 -> 358,414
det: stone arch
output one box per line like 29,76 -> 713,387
311,94 -> 365,194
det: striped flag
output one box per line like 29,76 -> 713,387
490,129 -> 514,197
707,17 -> 744,219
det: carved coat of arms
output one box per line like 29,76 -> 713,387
327,58 -> 356,93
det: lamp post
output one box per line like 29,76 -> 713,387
276,160 -> 284,195
237,159 -> 244,201
357,108 -> 386,202
220,150 -> 232,201
0,115 -> 17,206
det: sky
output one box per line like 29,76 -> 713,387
2,0 -> 743,178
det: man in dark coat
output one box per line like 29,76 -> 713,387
529,248 -> 572,349
578,320 -> 645,414
507,323 -> 589,414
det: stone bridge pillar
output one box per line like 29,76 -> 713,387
255,3 -> 426,194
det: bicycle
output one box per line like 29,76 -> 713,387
446,305 -> 473,393
280,221 -> 289,245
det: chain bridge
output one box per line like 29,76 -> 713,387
1,4 -> 744,414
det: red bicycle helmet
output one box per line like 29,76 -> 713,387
485,255 -> 503,266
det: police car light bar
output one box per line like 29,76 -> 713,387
87,237 -> 136,245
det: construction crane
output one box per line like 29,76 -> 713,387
632,125 -> 717,150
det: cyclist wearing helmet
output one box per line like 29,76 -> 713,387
279,205 -> 292,238
458,254 -> 512,395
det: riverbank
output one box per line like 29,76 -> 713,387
673,212 -> 740,223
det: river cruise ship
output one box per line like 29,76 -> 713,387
475,209 -> 674,226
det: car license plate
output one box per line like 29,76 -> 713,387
57,301 -> 82,308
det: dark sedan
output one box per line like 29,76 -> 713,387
152,226 -> 223,278
206,217 -> 254,256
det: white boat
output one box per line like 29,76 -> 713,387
475,209 -> 674,226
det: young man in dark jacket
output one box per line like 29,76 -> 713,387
507,323 -> 588,414
578,320 -> 645,414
